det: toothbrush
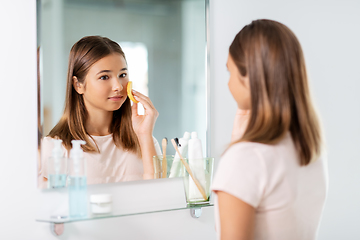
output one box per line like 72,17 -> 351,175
170,139 -> 207,200
174,137 -> 180,147
162,138 -> 168,178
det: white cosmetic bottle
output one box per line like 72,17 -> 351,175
187,132 -> 206,201
68,140 -> 88,218
169,132 -> 190,178
48,139 -> 67,188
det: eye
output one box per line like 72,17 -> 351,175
99,75 -> 109,80
119,73 -> 127,78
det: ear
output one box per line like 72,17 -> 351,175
72,76 -> 85,94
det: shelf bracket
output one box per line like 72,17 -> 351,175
190,208 -> 202,218
50,223 -> 64,236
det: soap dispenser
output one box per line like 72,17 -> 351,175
68,140 -> 88,218
48,139 -> 67,188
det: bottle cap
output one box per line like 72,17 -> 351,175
52,139 -> 63,158
70,140 -> 86,159
183,131 -> 191,140
191,132 -> 198,139
90,194 -> 112,203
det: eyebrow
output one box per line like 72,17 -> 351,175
96,68 -> 127,75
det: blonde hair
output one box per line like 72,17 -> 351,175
229,19 -> 322,166
48,36 -> 140,154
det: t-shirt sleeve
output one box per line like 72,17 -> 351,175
211,143 -> 267,208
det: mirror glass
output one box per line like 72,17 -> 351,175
37,0 -> 208,188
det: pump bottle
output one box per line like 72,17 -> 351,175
68,140 -> 88,218
48,139 -> 67,188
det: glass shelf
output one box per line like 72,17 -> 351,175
36,203 -> 213,224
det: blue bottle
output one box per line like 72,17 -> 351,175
68,140 -> 88,218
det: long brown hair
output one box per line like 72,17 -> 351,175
48,36 -> 140,154
229,19 -> 322,166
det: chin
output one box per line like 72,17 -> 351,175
109,102 -> 124,111
237,103 -> 250,110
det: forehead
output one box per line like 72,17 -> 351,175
89,53 -> 127,72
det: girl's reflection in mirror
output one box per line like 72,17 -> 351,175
39,36 -> 160,188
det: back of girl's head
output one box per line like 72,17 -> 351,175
230,19 -> 322,165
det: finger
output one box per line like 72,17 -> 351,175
131,101 -> 138,117
133,90 -> 154,108
133,94 -> 153,112
133,95 -> 158,117
133,90 -> 156,110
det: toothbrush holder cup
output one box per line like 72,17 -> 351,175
183,157 -> 214,205
153,155 -> 179,179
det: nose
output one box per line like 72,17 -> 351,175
112,78 -> 123,92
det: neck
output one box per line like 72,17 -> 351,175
85,109 -> 113,136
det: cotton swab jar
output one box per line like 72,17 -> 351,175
90,194 -> 112,215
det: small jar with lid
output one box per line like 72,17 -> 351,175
90,194 -> 112,215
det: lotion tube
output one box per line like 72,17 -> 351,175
187,132 -> 206,201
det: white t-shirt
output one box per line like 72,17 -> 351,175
39,134 -> 162,187
211,132 -> 328,240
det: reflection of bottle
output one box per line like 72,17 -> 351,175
48,139 -> 67,188
68,140 -> 87,218
188,132 -> 206,201
169,132 -> 190,178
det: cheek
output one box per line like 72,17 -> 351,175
228,76 -> 239,97
228,76 -> 251,109
87,82 -> 109,99
122,81 -> 128,91
228,76 -> 234,91
240,84 -> 251,109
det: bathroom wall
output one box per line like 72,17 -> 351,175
1,0 -> 359,239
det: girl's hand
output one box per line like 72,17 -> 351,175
131,90 -> 159,137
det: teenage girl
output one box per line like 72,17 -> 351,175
39,36 -> 160,186
211,20 -> 328,240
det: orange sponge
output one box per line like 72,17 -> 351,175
127,81 -> 139,103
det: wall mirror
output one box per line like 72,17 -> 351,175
37,0 -> 209,188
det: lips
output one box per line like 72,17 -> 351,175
108,96 -> 123,101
